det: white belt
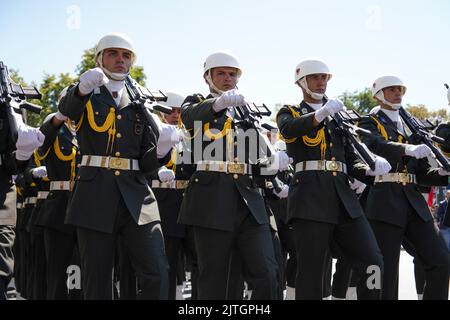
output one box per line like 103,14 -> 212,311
81,155 -> 140,171
196,160 -> 253,175
374,173 -> 417,185
24,197 -> 37,205
50,181 -> 73,191
295,160 -> 347,174
37,191 -> 49,200
151,180 -> 189,189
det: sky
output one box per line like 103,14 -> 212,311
1,0 -> 450,112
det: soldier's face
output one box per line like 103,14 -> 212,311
382,86 -> 404,104
102,48 -> 133,74
210,67 -> 239,92
306,74 -> 329,94
164,108 -> 181,125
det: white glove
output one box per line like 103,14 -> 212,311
366,156 -> 392,176
404,144 -> 432,159
159,123 -> 183,144
158,167 -> 175,183
273,151 -> 294,171
156,125 -> 184,159
78,67 -> 109,95
267,150 -> 293,172
438,168 -> 450,176
54,111 -> 68,122
15,123 -> 45,161
274,184 -> 289,199
213,89 -> 246,112
31,166 -> 47,178
314,99 -> 344,123
350,179 -> 366,194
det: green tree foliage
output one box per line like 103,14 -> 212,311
405,104 -> 429,120
9,69 -> 27,86
339,88 -> 378,114
25,72 -> 76,126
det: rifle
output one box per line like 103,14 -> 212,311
125,76 -> 171,114
398,106 -> 450,171
124,76 -> 173,138
233,102 -> 276,158
0,61 -> 42,147
324,97 -> 377,171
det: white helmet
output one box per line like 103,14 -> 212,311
95,32 -> 136,81
57,86 -> 70,105
43,112 -> 56,124
203,51 -> 241,94
372,75 -> 406,110
161,92 -> 185,109
294,59 -> 332,101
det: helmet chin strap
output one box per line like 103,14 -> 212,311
97,53 -> 130,81
205,70 -> 238,95
375,91 -> 402,110
299,78 -> 324,101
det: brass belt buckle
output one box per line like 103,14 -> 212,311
109,157 -> 128,170
399,172 -> 409,185
326,160 -> 340,172
228,163 -> 245,175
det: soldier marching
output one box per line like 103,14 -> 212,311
1,33 -> 449,300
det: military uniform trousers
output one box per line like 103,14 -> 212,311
43,227 -> 79,299
268,197 -> 297,292
76,196 -> 169,300
0,225 -> 14,300
367,210 -> 449,300
154,188 -> 198,300
292,209 -> 384,300
29,201 -> 47,300
193,196 -> 279,300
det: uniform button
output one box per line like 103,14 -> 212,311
389,136 -> 392,139
331,157 -> 336,161
117,115 -> 122,120
115,171 -> 121,176
77,151 -> 81,155
333,172 -> 337,177
116,133 -> 122,138
330,143 -> 333,148
214,119 -> 218,123
233,174 -> 239,180
115,152 -> 121,157
77,176 -> 81,180
77,164 -> 81,168
296,179 -> 299,183
234,142 -> 238,146
194,178 -> 199,183
95,111 -> 99,115
234,157 -> 239,162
